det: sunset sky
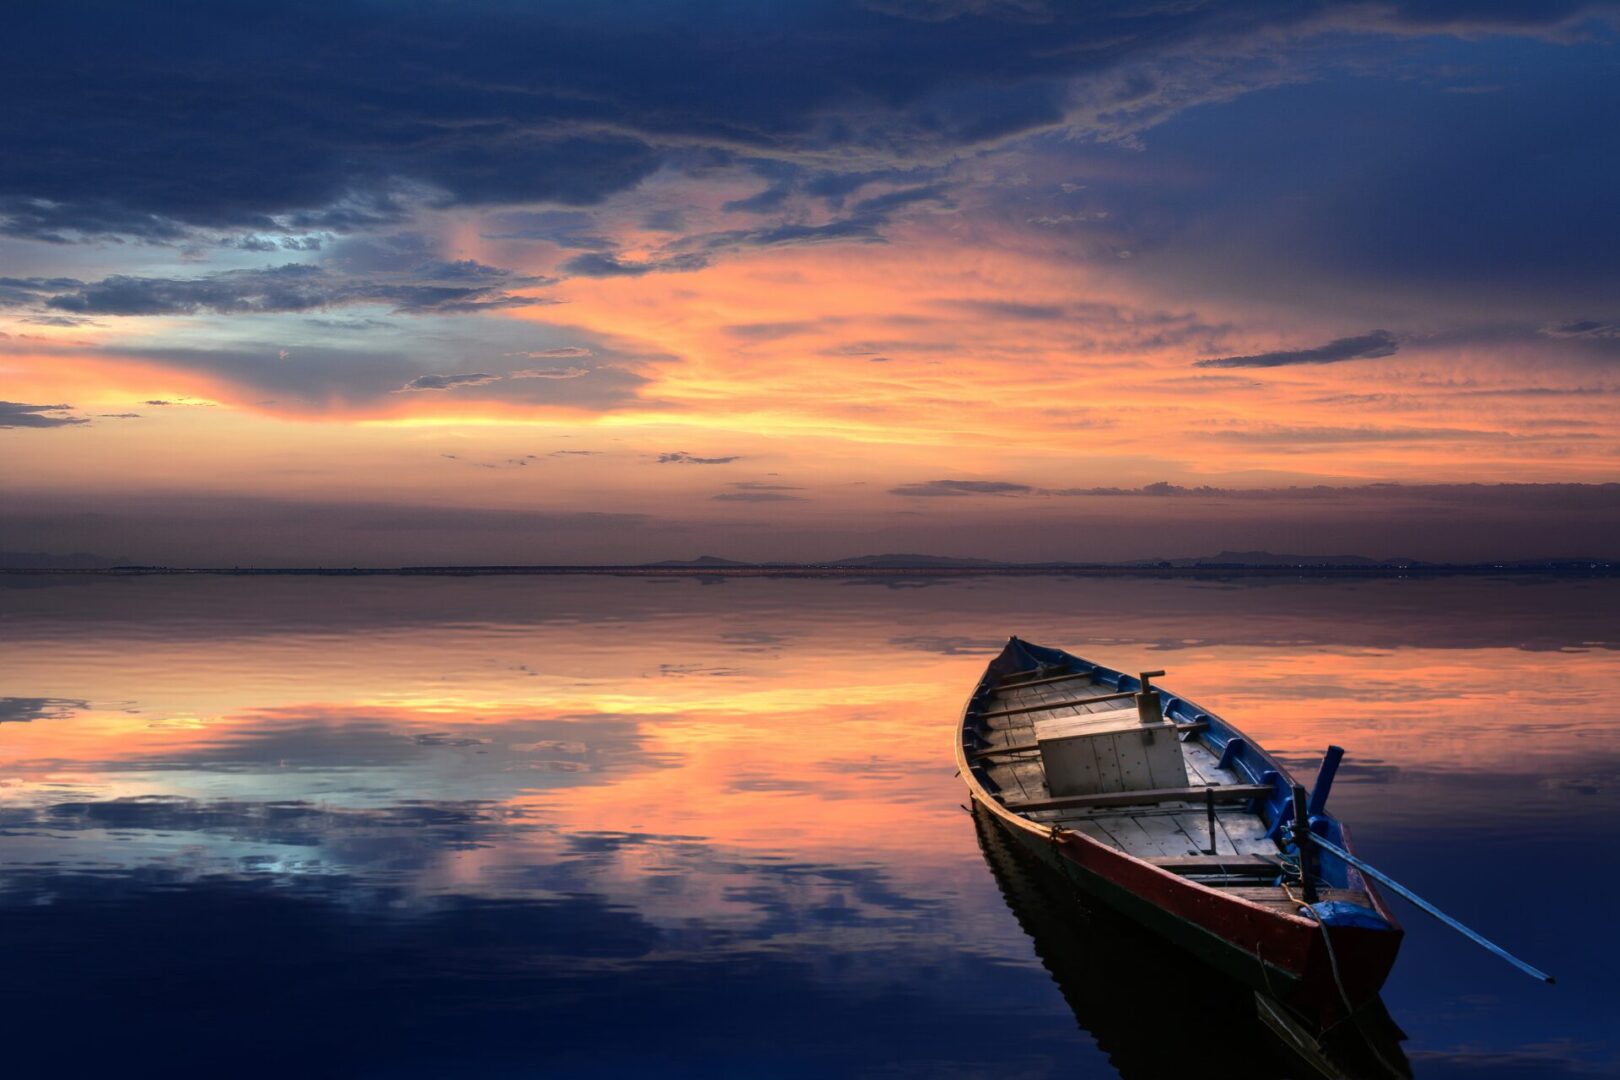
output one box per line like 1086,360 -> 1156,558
3,1 -> 1619,565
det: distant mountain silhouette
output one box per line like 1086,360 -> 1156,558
645,555 -> 755,567
826,553 -> 1004,568
0,551 -> 135,569
9,550 -> 1607,577
1172,551 -> 1406,567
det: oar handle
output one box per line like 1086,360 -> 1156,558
1311,834 -> 1554,984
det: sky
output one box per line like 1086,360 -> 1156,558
3,0 -> 1619,566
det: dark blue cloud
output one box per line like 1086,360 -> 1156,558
29,265 -> 543,317
1542,319 -> 1620,341
549,177 -> 952,277
397,373 -> 500,392
560,252 -> 710,278
0,401 -> 88,429
1195,330 -> 1399,368
658,451 -> 741,465
4,234 -> 556,316
1066,31 -> 1620,312
90,336 -> 654,412
479,210 -> 617,250
0,696 -> 89,722
889,479 -> 1033,496
5,2 -> 1603,242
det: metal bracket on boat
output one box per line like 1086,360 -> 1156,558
1136,670 -> 1166,725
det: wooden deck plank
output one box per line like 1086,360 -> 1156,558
981,689 -> 1138,720
1165,807 -> 1217,856
1005,759 -> 1049,800
1182,741 -> 1240,785
1031,682 -> 1086,714
1211,811 -> 1274,857
1130,813 -> 1201,858
1183,744 -> 1218,785
986,761 -> 1034,803
997,670 -> 1093,691
1160,805 -> 1271,858
1105,815 -> 1179,858
1213,810 -> 1258,856
969,741 -> 1038,759
1003,783 -> 1271,813
1147,854 -> 1282,872
1085,817 -> 1132,854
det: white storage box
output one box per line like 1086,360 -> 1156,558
1035,706 -> 1187,797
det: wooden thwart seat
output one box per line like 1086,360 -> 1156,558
970,720 -> 1208,759
981,690 -> 1137,719
1001,783 -> 1271,813
994,670 -> 1095,691
968,742 -> 1039,759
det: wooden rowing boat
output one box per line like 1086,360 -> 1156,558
957,637 -> 1404,1026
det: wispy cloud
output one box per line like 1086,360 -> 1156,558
560,253 -> 709,278
508,347 -> 594,359
658,451 -> 741,465
0,696 -> 89,723
396,373 -> 500,392
1542,319 -> 1620,340
6,263 -> 550,318
1194,330 -> 1399,369
1203,424 -> 1514,444
0,401 -> 87,428
889,479 -> 1033,497
510,367 -> 590,380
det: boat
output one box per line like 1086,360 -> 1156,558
956,637 -> 1404,1027
972,801 -> 1412,1078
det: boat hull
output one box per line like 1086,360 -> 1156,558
983,802 -> 1401,1025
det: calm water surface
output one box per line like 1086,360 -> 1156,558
2,575 -> 1617,1078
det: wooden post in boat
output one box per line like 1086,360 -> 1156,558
1205,786 -> 1218,855
1136,670 -> 1166,725
1291,784 -> 1318,903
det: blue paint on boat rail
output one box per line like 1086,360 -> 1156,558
981,638 -> 1380,894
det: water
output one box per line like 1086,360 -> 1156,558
2,574 -> 1616,1078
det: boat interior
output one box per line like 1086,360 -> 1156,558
965,641 -> 1381,918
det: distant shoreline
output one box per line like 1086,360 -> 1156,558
5,562 -> 1616,579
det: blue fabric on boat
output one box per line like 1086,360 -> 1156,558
1309,900 -> 1389,930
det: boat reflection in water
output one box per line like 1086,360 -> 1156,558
973,805 -> 1412,1079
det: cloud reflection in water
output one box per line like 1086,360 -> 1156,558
1,575 -> 1617,1075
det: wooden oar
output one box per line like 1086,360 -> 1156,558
1310,833 -> 1554,984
